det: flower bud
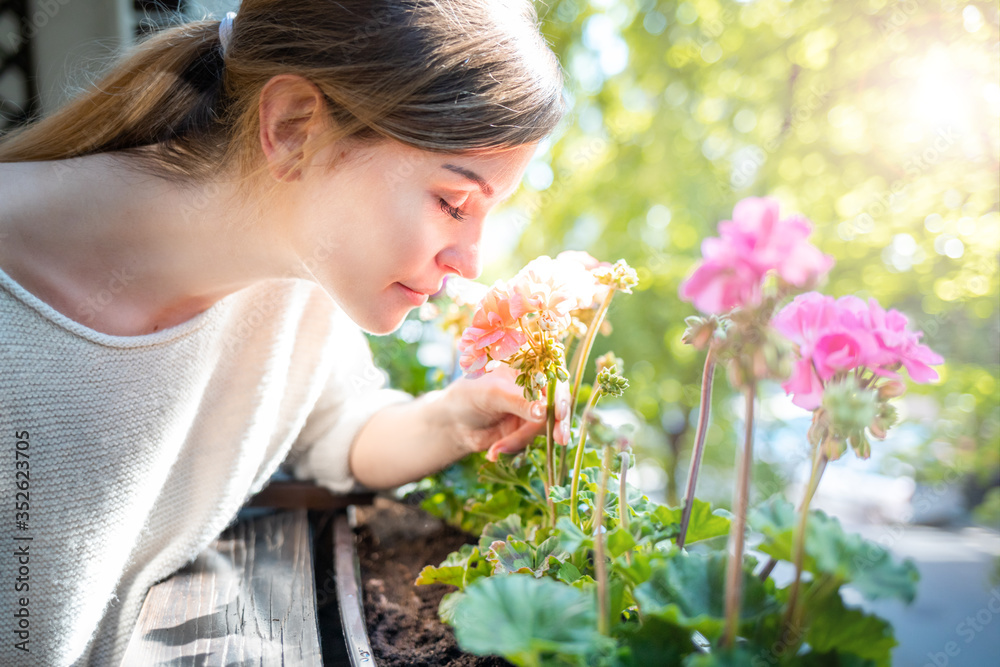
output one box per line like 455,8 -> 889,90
823,435 -> 846,461
878,381 -> 906,400
849,430 -> 872,460
681,315 -> 717,350
822,379 -> 878,434
596,351 -> 624,375
597,366 -> 629,398
595,259 -> 639,293
869,401 -> 898,440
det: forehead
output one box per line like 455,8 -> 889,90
367,140 -> 538,195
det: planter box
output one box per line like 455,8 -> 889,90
334,498 -> 510,667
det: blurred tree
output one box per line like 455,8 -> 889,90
492,0 -> 1000,512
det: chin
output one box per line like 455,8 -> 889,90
347,304 -> 410,336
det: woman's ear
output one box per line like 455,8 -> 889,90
258,74 -> 327,182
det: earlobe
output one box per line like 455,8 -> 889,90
258,75 -> 326,182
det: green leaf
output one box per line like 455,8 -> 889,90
467,488 -> 525,521
633,551 -> 778,641
652,499 -> 731,545
606,526 -> 637,558
618,616 -> 697,666
804,592 -> 897,667
615,548 -> 667,587
750,496 -> 919,603
556,560 -> 582,584
535,535 -> 570,564
556,516 -> 592,554
487,538 -> 538,575
486,535 -> 568,578
452,574 -> 611,665
479,513 -> 536,552
438,590 -> 464,624
682,646 -> 767,666
415,544 -> 488,590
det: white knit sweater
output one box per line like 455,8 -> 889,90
0,266 -> 411,666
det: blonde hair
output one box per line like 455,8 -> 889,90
0,0 -> 564,194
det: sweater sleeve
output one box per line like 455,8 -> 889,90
285,318 -> 412,493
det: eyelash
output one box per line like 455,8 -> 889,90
439,198 -> 466,221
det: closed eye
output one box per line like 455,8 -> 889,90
439,198 -> 466,221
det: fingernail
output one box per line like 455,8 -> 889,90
529,402 -> 545,421
558,399 -> 569,419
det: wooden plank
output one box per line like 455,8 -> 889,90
121,510 -> 323,666
333,512 -> 376,667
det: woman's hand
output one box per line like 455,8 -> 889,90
441,365 -> 570,462
349,366 -> 570,489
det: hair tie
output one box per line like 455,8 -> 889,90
219,12 -> 236,56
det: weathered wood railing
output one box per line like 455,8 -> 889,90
120,480 -> 375,666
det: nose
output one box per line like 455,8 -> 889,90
436,236 -> 482,280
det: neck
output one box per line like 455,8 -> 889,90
0,153 -> 299,335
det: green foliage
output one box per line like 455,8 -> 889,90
804,592 -> 897,667
750,495 -> 919,603
451,575 -> 612,666
633,551 -> 779,641
647,498 -> 732,545
415,432 -> 905,663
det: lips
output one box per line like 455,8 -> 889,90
397,283 -> 433,306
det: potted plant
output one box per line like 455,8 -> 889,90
349,196 -> 941,666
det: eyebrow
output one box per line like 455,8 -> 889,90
442,163 -> 495,198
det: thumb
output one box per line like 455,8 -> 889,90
491,388 -> 546,423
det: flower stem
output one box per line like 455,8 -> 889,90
545,375 -> 557,527
570,386 -> 602,525
619,450 -> 631,565
594,443 -> 614,635
676,349 -> 716,549
721,383 -> 756,650
557,436 -> 569,487
758,447 -> 831,582
780,442 -> 829,642
569,290 -> 615,420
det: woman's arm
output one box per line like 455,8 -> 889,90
348,366 -> 568,489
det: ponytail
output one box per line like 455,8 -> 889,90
0,1 -> 564,191
0,20 -> 234,182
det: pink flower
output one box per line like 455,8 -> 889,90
774,292 -> 943,410
508,256 -> 596,331
843,297 -> 944,383
556,250 -> 613,307
458,282 -> 526,378
556,250 -> 605,271
679,197 -> 834,314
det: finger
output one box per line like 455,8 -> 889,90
487,420 -> 544,461
555,418 -> 570,446
556,381 -> 571,419
489,384 -> 546,423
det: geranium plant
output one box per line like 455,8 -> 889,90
407,197 -> 940,666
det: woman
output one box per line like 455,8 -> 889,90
0,1 -> 567,664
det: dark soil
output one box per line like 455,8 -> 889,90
355,498 -> 511,667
